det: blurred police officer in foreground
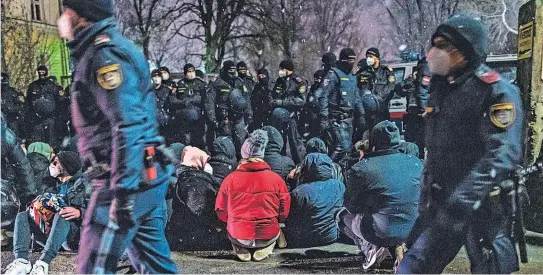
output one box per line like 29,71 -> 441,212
60,0 -> 177,273
398,14 -> 523,274
315,48 -> 365,168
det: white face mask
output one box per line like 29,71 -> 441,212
278,69 -> 287,78
152,76 -> 162,85
186,72 -> 196,80
427,47 -> 452,76
366,57 -> 375,67
57,12 -> 75,41
162,72 -> 170,81
49,163 -> 61,177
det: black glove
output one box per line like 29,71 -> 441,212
109,194 -> 136,231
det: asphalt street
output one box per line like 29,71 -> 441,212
2,241 -> 543,274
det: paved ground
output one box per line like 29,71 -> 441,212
2,241 -> 543,274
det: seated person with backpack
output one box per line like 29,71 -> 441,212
4,151 -> 91,275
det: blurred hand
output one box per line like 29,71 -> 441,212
60,207 -> 81,220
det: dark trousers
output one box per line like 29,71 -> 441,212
325,117 -> 353,169
179,119 -> 206,149
398,202 -> 519,274
76,181 -> 177,274
216,114 -> 247,161
28,117 -> 57,148
285,116 -> 305,164
403,112 -> 425,158
13,212 -> 77,264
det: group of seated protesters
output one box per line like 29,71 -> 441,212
2,119 -> 422,272
168,120 -> 422,269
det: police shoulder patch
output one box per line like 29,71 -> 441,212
490,103 -> 515,128
97,64 -> 122,90
388,75 -> 396,83
299,85 -> 306,93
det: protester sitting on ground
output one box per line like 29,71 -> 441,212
287,137 -> 344,190
168,146 -> 224,250
262,125 -> 296,182
215,130 -> 291,262
338,121 -> 422,270
208,136 -> 237,182
27,142 -> 55,194
5,151 -> 91,275
284,153 -> 345,248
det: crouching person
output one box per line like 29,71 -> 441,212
284,153 -> 345,248
338,121 -> 422,270
168,146 -> 226,250
5,151 -> 91,275
215,130 -> 291,262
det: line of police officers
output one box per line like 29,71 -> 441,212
147,47 -> 430,169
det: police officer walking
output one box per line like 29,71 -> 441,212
398,14 -> 523,274
205,61 -> 249,158
270,60 -> 308,164
151,69 -> 170,139
356,47 -> 396,127
315,48 -> 365,168
61,0 -> 177,273
170,63 -> 206,148
25,65 -> 63,147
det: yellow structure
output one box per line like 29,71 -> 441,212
1,0 -> 70,91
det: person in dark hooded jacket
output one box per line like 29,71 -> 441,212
168,146 -> 226,250
338,120 -> 422,270
26,142 -> 55,194
208,136 -> 237,182
284,153 -> 345,248
262,126 -> 295,181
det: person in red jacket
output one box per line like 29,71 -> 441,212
215,129 -> 291,262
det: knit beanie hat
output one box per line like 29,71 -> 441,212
63,0 -> 115,22
183,63 -> 196,75
431,14 -> 489,65
28,142 -> 53,162
279,60 -> 294,71
339,48 -> 357,63
370,120 -> 400,151
57,151 -> 82,176
322,52 -> 337,66
366,47 -> 380,59
241,129 -> 269,159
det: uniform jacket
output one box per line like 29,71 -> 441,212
153,85 -> 170,126
262,126 -> 296,180
168,78 -> 206,122
345,148 -> 422,245
26,78 -> 62,118
357,65 -> 395,111
271,74 -> 308,113
1,84 -> 24,121
215,160 -> 291,240
315,67 -> 365,119
68,18 -> 167,195
235,76 -> 254,118
285,153 -> 345,247
423,64 -> 523,217
205,74 -> 234,124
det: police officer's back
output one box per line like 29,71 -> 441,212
1,73 -> 26,137
398,14 -> 523,274
62,0 -> 176,273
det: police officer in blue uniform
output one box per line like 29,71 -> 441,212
315,48 -> 365,168
270,60 -> 308,164
356,47 -> 396,127
394,57 -> 430,158
398,14 -> 523,274
60,0 -> 177,273
151,69 -> 170,139
205,61 -> 248,159
167,63 -> 206,148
